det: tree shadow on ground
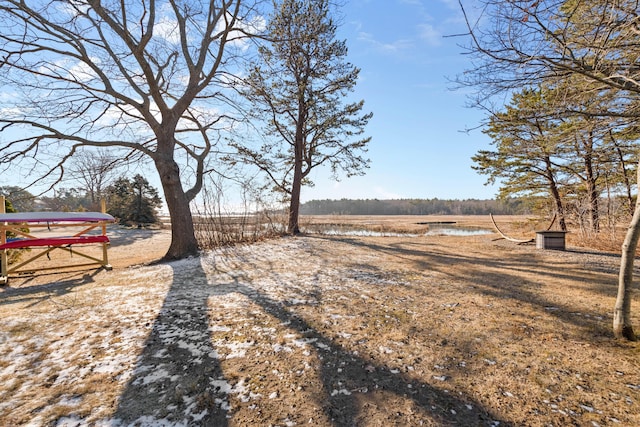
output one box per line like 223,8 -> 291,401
114,260 -> 229,426
231,282 -> 507,426
310,235 -> 616,339
0,270 -> 100,308
114,251 -> 510,426
107,227 -> 168,247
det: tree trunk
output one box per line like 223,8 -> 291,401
549,180 -> 567,231
586,172 -> 600,233
615,143 -> 634,217
613,160 -> 640,341
288,101 -> 306,235
553,196 -> 567,231
155,156 -> 200,260
546,157 -> 567,231
288,158 -> 303,235
583,134 -> 599,233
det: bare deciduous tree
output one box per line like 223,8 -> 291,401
69,149 -> 121,209
0,0 -> 263,260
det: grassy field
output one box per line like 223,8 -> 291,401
0,215 -> 639,426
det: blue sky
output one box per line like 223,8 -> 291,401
1,0 -> 499,204
301,0 -> 498,202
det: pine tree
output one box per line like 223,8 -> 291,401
106,175 -> 162,226
235,0 -> 372,234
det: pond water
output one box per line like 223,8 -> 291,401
424,224 -> 494,236
304,224 -> 494,237
312,229 -> 421,237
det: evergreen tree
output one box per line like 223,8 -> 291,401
1,194 -> 30,269
459,0 -> 640,339
473,87 -> 569,230
0,187 -> 35,212
106,175 -> 162,226
235,0 -> 372,234
39,188 -> 92,212
130,175 -> 163,225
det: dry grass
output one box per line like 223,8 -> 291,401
0,215 -> 639,426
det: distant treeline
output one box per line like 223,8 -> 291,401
300,198 -> 530,216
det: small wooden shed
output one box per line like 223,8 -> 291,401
535,230 -> 567,250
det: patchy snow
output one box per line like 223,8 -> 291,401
1,233 -> 639,426
0,236 -> 404,423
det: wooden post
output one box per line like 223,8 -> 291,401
100,199 -> 112,270
100,198 -> 107,236
1,195 -> 7,284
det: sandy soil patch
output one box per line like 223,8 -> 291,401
1,217 -> 639,426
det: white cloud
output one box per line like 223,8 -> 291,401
155,16 -> 180,44
418,23 -> 442,46
357,32 -> 414,53
0,89 -> 19,102
94,101 -> 157,133
56,0 -> 90,19
0,106 -> 24,119
217,12 -> 267,52
373,186 -> 404,199
66,59 -> 100,83
37,58 -> 99,83
178,104 -> 230,131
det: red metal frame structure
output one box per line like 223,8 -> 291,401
0,196 -> 115,285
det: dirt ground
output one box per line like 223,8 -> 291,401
1,215 -> 639,426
